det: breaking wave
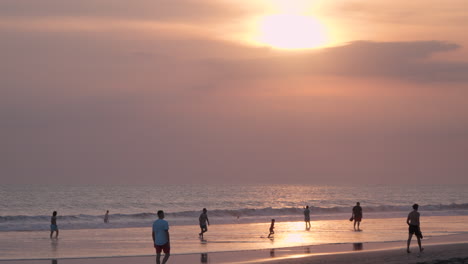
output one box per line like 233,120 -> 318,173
1,203 -> 467,232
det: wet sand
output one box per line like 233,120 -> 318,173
2,233 -> 467,264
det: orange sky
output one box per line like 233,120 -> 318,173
1,0 -> 468,184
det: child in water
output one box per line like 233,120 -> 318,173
268,219 -> 275,238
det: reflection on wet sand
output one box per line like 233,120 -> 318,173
353,243 -> 363,251
50,238 -> 58,252
201,253 -> 208,263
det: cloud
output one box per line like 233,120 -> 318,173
2,33 -> 468,184
0,0 -> 249,24
329,0 -> 468,25
1,1 -> 468,184
204,41 -> 468,83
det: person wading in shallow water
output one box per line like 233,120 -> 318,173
199,208 -> 210,239
351,202 -> 362,231
407,204 -> 424,254
50,211 -> 59,239
104,210 -> 109,223
304,206 -> 311,229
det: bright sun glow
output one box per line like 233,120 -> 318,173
257,14 -> 327,50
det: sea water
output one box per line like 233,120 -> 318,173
1,184 -> 467,260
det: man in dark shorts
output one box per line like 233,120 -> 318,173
152,210 -> 170,264
199,208 -> 210,239
352,202 -> 362,231
407,204 -> 423,254
50,211 -> 59,238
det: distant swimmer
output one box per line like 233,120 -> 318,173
152,210 -> 170,264
407,204 -> 424,254
199,208 -> 210,239
304,206 -> 311,229
268,219 -> 275,238
104,210 -> 109,223
50,211 -> 59,238
351,202 -> 362,231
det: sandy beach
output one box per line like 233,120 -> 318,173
265,243 -> 468,264
3,233 -> 467,264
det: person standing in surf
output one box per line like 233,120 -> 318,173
50,211 -> 59,238
304,205 -> 311,229
104,210 -> 109,223
351,202 -> 362,231
199,208 -> 210,239
152,210 -> 170,264
407,204 -> 423,254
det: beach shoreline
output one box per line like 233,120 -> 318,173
2,233 -> 467,264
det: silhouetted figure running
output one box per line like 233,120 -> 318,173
268,219 -> 275,238
50,211 -> 59,238
407,204 -> 424,254
152,210 -> 170,264
199,208 -> 210,239
304,206 -> 311,229
104,210 -> 109,223
352,202 -> 362,231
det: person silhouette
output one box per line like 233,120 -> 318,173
351,202 -> 362,231
199,208 -> 210,239
50,211 -> 59,238
304,206 -> 311,229
407,204 -> 424,254
104,210 -> 109,223
152,210 -> 170,264
268,219 -> 275,238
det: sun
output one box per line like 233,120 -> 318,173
256,14 -> 327,50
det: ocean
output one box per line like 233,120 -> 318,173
1,184 -> 467,260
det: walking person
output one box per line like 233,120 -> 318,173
152,210 -> 170,264
351,202 -> 362,231
199,208 -> 210,239
407,204 -> 424,254
304,206 -> 311,229
50,211 -> 59,238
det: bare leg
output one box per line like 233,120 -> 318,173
357,221 -> 360,231
353,220 -> 357,231
417,236 -> 423,252
199,227 -> 207,239
162,253 -> 170,264
156,253 -> 161,264
407,233 -> 413,253
56,230 -> 59,238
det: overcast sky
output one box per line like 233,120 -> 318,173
2,0 -> 468,184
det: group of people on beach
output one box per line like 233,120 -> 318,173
49,203 -> 424,264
